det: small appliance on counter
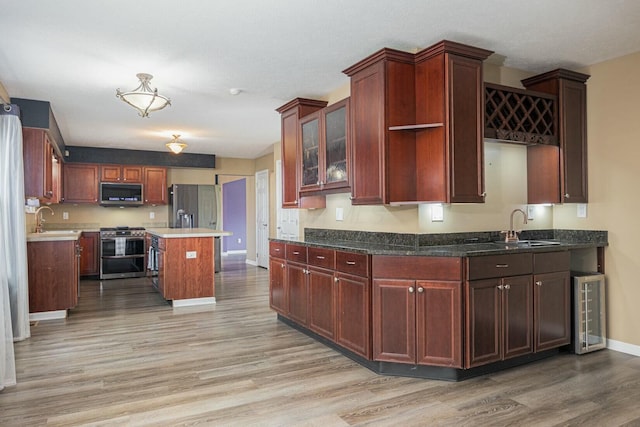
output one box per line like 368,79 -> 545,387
100,226 -> 146,279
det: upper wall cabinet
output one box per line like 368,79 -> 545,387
343,41 -> 492,205
299,98 -> 350,195
413,41 -> 492,203
276,98 -> 327,209
63,163 -> 99,204
100,165 -> 143,183
522,69 -> 589,204
343,48 -> 416,205
23,128 -> 61,203
143,166 -> 167,205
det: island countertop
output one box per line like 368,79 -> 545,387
145,228 -> 232,238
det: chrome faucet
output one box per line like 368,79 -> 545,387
503,208 -> 527,243
34,206 -> 54,233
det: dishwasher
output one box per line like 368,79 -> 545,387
572,272 -> 606,354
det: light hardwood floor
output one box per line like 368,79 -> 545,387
2,254 -> 640,426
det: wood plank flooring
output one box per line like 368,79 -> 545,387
2,254 -> 640,426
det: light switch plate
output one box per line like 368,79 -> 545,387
186,251 -> 197,259
149,211 -> 155,219
431,204 -> 444,222
336,207 -> 344,221
577,204 -> 587,218
63,212 -> 69,220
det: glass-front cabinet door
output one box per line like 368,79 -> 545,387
323,99 -> 349,188
299,97 -> 350,195
300,112 -> 321,189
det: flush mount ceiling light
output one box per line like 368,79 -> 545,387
166,134 -> 187,154
116,73 -> 171,117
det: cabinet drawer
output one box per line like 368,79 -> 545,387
533,251 -> 570,273
270,241 -> 286,258
335,251 -> 369,277
467,253 -> 532,280
373,256 -> 462,281
157,237 -> 166,251
286,244 -> 307,263
308,247 -> 335,269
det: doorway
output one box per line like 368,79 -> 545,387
255,169 -> 269,268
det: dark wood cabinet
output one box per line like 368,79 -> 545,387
343,48 -> 415,205
27,239 -> 79,313
466,275 -> 533,368
269,242 -> 287,315
335,272 -> 371,358
143,167 -> 167,205
79,231 -> 99,277
63,163 -> 99,203
101,165 -> 143,183
276,98 -> 327,209
413,41 -> 492,203
308,266 -> 336,339
372,256 -> 463,367
286,262 -> 308,325
522,69 -> 590,204
300,98 -> 350,195
23,128 -> 60,202
533,251 -> 571,351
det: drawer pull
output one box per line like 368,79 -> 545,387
346,261 -> 356,265
316,256 -> 325,260
274,248 -> 281,252
496,264 -> 509,268
293,251 -> 300,255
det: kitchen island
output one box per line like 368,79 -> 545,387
269,228 -> 608,380
146,228 -> 231,307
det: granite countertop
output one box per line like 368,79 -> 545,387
271,228 -> 608,257
26,230 -> 82,242
146,228 -> 232,238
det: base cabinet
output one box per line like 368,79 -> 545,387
27,239 -> 79,313
335,272 -> 371,358
79,231 -> 99,276
465,275 -> 533,368
308,266 -> 336,340
372,256 -> 463,367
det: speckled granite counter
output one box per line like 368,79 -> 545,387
270,228 -> 607,257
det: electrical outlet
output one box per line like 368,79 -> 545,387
527,206 -> 535,220
149,211 -> 155,219
237,238 -> 242,244
63,212 -> 69,220
336,207 -> 344,221
186,251 -> 197,259
577,204 -> 587,218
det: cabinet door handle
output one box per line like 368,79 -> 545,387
497,285 -> 504,290
496,264 -> 509,268
408,286 -> 415,293
281,263 -> 285,269
565,193 -> 570,198
504,284 -> 511,290
316,255 -> 325,260
417,287 -> 424,293
334,277 -> 339,283
536,281 -> 542,286
346,261 -> 356,265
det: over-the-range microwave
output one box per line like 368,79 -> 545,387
99,182 -> 144,206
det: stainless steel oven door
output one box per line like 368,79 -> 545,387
100,237 -> 146,279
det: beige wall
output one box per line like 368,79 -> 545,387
553,51 -> 640,349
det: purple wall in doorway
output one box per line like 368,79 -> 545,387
222,178 -> 246,252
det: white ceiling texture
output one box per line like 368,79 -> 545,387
1,0 -> 640,159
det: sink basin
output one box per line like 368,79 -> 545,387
494,240 -> 561,247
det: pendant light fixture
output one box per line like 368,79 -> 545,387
116,73 -> 171,117
166,134 -> 187,154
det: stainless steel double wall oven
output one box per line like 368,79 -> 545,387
99,227 -> 146,279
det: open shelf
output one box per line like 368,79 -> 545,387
388,123 -> 444,131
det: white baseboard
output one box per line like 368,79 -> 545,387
171,297 -> 216,307
607,339 -> 640,357
29,310 -> 67,321
245,259 -> 257,266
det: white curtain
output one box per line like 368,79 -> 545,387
1,104 -> 30,390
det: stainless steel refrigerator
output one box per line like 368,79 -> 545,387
168,184 -> 222,271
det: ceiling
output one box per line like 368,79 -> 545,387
2,1 -> 640,159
